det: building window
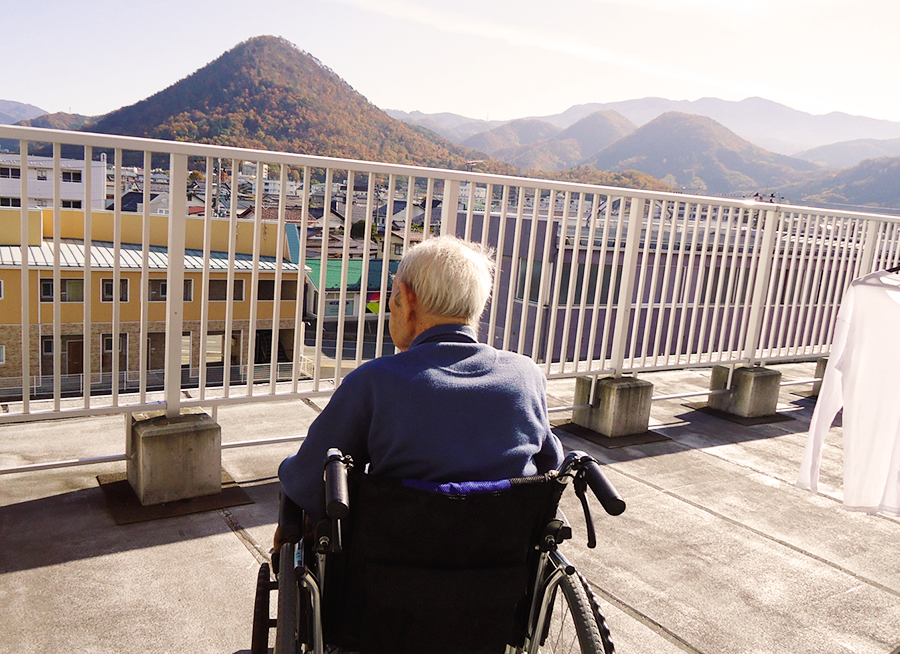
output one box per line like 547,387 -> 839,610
102,278 -> 129,302
40,278 -> 84,302
61,199 -> 82,209
36,169 -> 48,181
0,197 -> 21,207
0,167 -> 21,179
0,279 -> 4,299
148,279 -> 166,302
148,279 -> 193,302
209,279 -> 244,302
61,170 -> 82,183
42,338 -> 53,356
40,279 -> 53,302
257,279 -> 298,301
102,333 -> 128,353
393,243 -> 403,256
0,345 -> 5,364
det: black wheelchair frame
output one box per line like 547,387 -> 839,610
252,449 -> 626,654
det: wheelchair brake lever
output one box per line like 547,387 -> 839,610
574,475 -> 598,549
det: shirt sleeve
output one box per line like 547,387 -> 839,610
796,289 -> 853,493
278,370 -> 373,522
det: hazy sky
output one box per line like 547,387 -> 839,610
4,0 -> 898,122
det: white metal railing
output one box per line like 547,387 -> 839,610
1,124 -> 899,436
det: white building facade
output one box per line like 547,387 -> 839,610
0,155 -> 106,210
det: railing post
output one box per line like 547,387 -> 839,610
858,219 -> 879,276
742,208 -> 780,366
440,179 -> 460,237
609,197 -> 645,377
164,153 -> 187,418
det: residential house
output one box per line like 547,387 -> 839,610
304,258 -> 399,325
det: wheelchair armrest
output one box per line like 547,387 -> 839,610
540,508 -> 573,550
279,493 -> 305,544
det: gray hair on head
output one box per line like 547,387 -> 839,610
394,236 -> 495,325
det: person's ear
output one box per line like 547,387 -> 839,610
401,282 -> 419,314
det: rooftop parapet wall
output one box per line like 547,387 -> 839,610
0,208 -> 44,247
37,209 -> 290,261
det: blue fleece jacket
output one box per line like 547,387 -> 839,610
278,323 -> 563,521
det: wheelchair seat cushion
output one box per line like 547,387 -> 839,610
327,472 -> 565,654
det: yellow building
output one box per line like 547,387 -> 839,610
0,207 -> 305,392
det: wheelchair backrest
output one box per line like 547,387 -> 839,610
325,472 -> 566,654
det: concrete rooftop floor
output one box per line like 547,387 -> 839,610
2,362 -> 900,654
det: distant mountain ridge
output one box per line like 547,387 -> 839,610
18,112 -> 94,131
795,138 -> 900,169
384,109 -> 503,143
528,97 -> 900,156
0,100 -> 47,125
467,111 -> 636,173
396,98 -> 900,158
589,112 -> 819,195
779,156 -> 900,211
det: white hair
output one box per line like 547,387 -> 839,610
394,236 -> 495,325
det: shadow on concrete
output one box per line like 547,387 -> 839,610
555,393 -> 826,467
0,477 -> 282,575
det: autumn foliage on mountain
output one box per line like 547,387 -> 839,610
87,36 -> 512,173
526,166 -> 672,191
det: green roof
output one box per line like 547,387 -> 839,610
305,259 -> 399,292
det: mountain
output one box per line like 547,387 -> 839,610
461,119 -> 561,155
85,36 -> 509,172
779,156 -> 900,210
18,112 -> 94,131
526,167 -> 671,192
487,111 -> 636,172
588,112 -> 819,195
0,100 -> 47,124
794,137 -> 900,169
531,97 -> 900,156
384,110 -> 502,143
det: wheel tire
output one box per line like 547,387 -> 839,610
251,562 -> 272,654
539,573 -> 611,654
275,543 -> 300,654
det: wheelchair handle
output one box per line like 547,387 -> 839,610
562,450 -> 626,516
324,448 -> 351,520
583,460 -> 626,516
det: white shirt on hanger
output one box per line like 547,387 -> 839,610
797,270 -> 900,516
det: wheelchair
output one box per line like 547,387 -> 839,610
251,448 -> 626,654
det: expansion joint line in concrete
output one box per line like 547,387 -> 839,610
218,508 -> 271,566
584,579 -> 706,654
605,464 -> 900,602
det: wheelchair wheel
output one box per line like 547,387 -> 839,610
251,562 -> 274,654
275,542 -> 300,654
539,573 -> 613,654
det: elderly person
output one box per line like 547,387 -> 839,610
277,235 -> 563,526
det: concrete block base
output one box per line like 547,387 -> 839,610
573,376 -> 653,438
128,409 -> 222,506
708,366 -> 782,418
812,358 -> 828,397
